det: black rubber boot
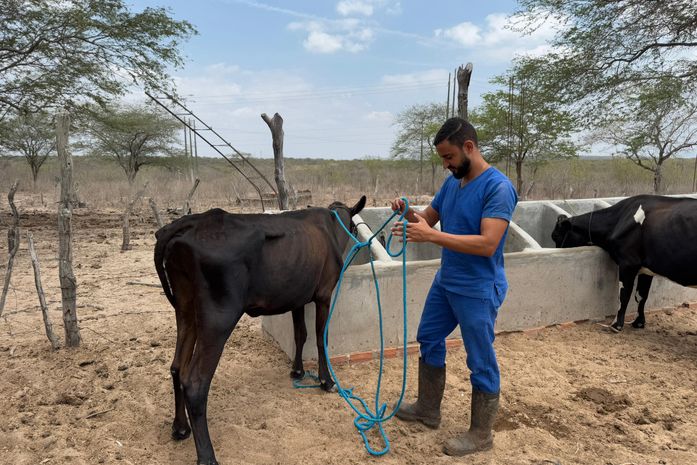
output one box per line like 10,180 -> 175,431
395,358 -> 445,428
443,389 -> 499,456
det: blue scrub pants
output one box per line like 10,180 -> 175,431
417,279 -> 502,394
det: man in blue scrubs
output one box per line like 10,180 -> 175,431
392,117 -> 517,456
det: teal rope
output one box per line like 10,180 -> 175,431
324,198 -> 410,456
292,370 -> 321,389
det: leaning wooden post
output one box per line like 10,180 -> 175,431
56,110 -> 81,347
0,180 -> 20,317
457,62 -> 473,120
183,178 -> 200,215
261,113 -> 290,210
28,232 -> 60,350
149,198 -> 164,229
121,183 -> 148,252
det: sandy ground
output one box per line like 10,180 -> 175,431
1,205 -> 696,465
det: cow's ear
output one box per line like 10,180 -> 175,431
351,195 -> 367,215
556,215 -> 571,230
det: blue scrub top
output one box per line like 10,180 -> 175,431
431,167 -> 518,300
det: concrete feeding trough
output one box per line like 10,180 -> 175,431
262,194 -> 697,362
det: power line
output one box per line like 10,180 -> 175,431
185,80 -> 445,105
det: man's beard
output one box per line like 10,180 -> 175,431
451,157 -> 471,179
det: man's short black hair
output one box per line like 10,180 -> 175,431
433,117 -> 478,148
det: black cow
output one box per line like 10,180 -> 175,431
551,195 -> 697,333
154,196 -> 366,465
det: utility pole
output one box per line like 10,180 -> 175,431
446,72 -> 451,119
451,67 -> 457,117
419,120 -> 424,193
193,119 -> 199,177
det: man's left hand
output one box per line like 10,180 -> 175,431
392,214 -> 432,243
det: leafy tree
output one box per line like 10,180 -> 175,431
470,59 -> 579,196
599,78 -> 697,194
84,104 -> 181,185
391,103 -> 447,194
0,111 -> 55,188
0,0 -> 196,119
513,0 -> 697,114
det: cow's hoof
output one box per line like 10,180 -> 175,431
171,425 -> 191,441
290,369 -> 305,379
609,323 -> 623,333
321,381 -> 337,393
631,320 -> 645,329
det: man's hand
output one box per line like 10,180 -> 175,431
390,198 -> 408,213
391,214 -> 433,243
390,197 -> 418,223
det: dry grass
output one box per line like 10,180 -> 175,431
1,155 -> 696,215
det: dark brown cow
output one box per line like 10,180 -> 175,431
154,196 -> 366,465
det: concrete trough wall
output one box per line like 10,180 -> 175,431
262,195 -> 697,361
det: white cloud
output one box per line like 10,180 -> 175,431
165,64 -> 411,159
433,13 -> 561,63
384,1 -> 401,15
290,18 -> 375,54
364,110 -> 393,123
335,0 -> 402,17
304,31 -> 344,54
434,22 -> 482,47
336,1 -> 373,16
381,68 -> 449,86
207,63 -> 243,76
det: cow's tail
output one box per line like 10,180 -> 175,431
154,223 -> 179,308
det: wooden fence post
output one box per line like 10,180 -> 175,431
149,198 -> 164,229
0,180 -> 20,317
121,183 -> 148,252
28,232 -> 60,350
56,110 -> 81,347
183,178 -> 200,215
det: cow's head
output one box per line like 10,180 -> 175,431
329,195 -> 366,237
551,214 -> 588,248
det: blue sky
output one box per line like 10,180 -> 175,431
129,0 -> 558,159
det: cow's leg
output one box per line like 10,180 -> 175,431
290,306 -> 307,379
611,267 -> 639,332
631,274 -> 653,329
171,306 -> 196,440
181,308 -> 241,465
314,299 -> 335,392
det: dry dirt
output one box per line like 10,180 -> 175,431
1,204 -> 696,465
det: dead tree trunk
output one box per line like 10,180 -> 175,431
261,113 -> 290,210
0,180 -> 20,317
654,163 -> 664,194
28,232 -> 60,350
149,198 -> 164,229
121,184 -> 148,252
56,110 -> 80,347
183,178 -> 200,215
515,159 -> 524,194
457,63 -> 473,120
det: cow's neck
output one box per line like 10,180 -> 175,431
577,209 -> 612,246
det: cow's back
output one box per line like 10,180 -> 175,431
157,208 -> 345,314
637,197 -> 697,285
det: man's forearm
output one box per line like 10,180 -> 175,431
426,229 -> 497,257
